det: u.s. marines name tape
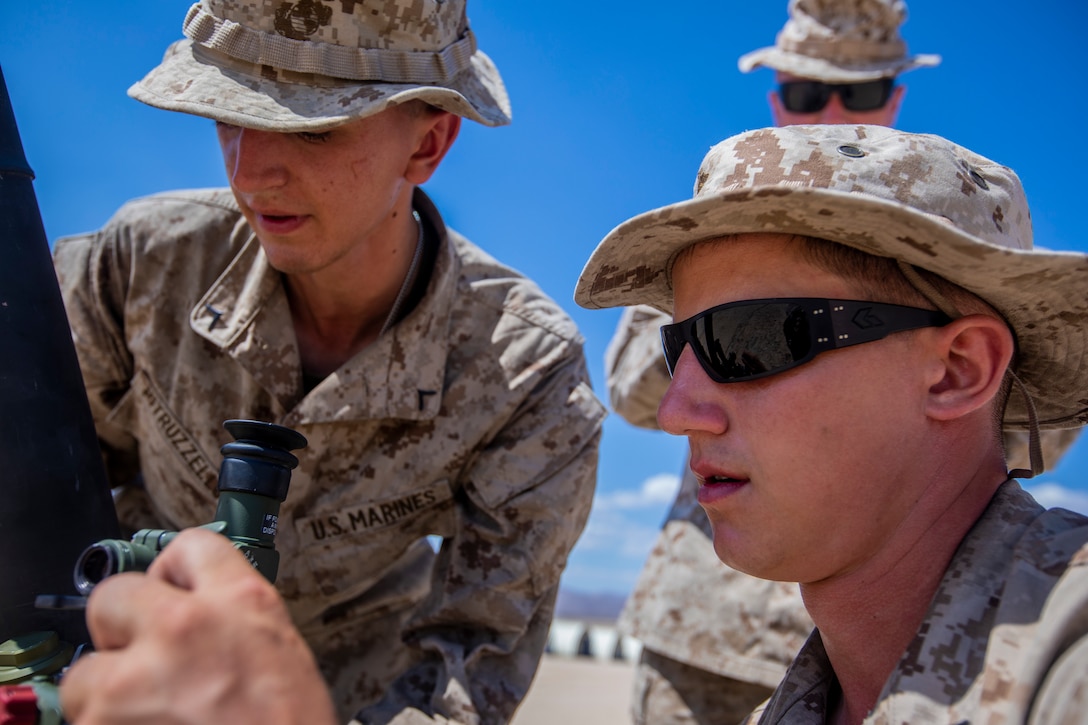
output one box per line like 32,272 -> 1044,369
296,479 -> 452,545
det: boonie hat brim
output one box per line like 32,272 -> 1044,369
737,46 -> 941,82
129,39 -> 511,132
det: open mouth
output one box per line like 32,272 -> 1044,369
255,213 -> 306,233
696,474 -> 749,506
705,475 -> 745,484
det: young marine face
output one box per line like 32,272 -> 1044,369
769,72 -> 905,127
215,106 -> 431,278
657,233 -> 938,586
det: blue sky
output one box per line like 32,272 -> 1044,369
5,1 -> 1087,598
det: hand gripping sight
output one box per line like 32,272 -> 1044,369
73,420 -> 307,594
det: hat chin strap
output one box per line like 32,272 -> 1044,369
1004,371 -> 1045,479
896,261 -> 1044,479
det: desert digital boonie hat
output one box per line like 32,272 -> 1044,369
574,125 -> 1088,431
738,0 -> 940,82
129,0 -> 511,132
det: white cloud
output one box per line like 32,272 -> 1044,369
577,505 -> 663,558
594,473 -> 680,511
562,472 -> 682,593
1023,482 -> 1088,516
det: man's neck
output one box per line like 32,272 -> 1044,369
801,460 -> 1008,724
806,556 -> 946,723
286,200 -> 423,379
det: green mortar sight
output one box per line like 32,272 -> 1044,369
73,420 -> 307,594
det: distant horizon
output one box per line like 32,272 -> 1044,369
556,588 -> 629,622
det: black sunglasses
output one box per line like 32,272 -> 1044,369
777,78 -> 895,113
660,298 -> 951,384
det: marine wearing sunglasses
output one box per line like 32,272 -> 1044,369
769,74 -> 903,126
661,298 -> 951,384
778,78 -> 896,114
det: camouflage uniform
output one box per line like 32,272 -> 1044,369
53,188 -> 605,724
744,480 -> 1088,724
607,305 -> 813,725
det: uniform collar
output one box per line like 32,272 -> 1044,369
189,189 -> 456,423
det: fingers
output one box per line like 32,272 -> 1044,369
83,573 -> 172,651
80,529 -> 248,651
145,527 -> 258,591
148,529 -> 287,617
59,651 -> 113,723
62,647 -> 174,725
60,529 -> 339,725
85,530 -> 281,652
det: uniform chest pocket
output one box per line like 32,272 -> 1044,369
293,479 -> 456,599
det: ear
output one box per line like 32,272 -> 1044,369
768,90 -> 786,126
405,111 -> 461,185
925,314 -> 1015,422
883,84 -> 907,126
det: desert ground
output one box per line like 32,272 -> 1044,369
511,654 -> 635,725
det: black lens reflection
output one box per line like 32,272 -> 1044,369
690,302 -> 808,380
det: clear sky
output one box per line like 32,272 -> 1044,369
4,1 -> 1087,598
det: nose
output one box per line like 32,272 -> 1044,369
657,346 -> 728,437
815,92 -> 851,124
217,125 -> 289,193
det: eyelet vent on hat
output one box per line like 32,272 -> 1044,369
967,168 -> 990,190
837,144 -> 866,158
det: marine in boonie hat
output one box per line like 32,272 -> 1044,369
738,0 -> 940,82
128,0 -> 511,132
575,124 -> 1088,433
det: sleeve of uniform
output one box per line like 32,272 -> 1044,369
52,222 -> 141,489
1030,635 -> 1088,723
1025,541 -> 1088,724
604,304 -> 671,430
354,340 -> 605,725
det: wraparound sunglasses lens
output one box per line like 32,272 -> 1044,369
660,298 -> 951,384
778,78 -> 894,113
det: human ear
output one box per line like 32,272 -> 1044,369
404,111 -> 461,185
925,315 -> 1015,422
882,84 -> 906,126
768,90 -> 786,126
